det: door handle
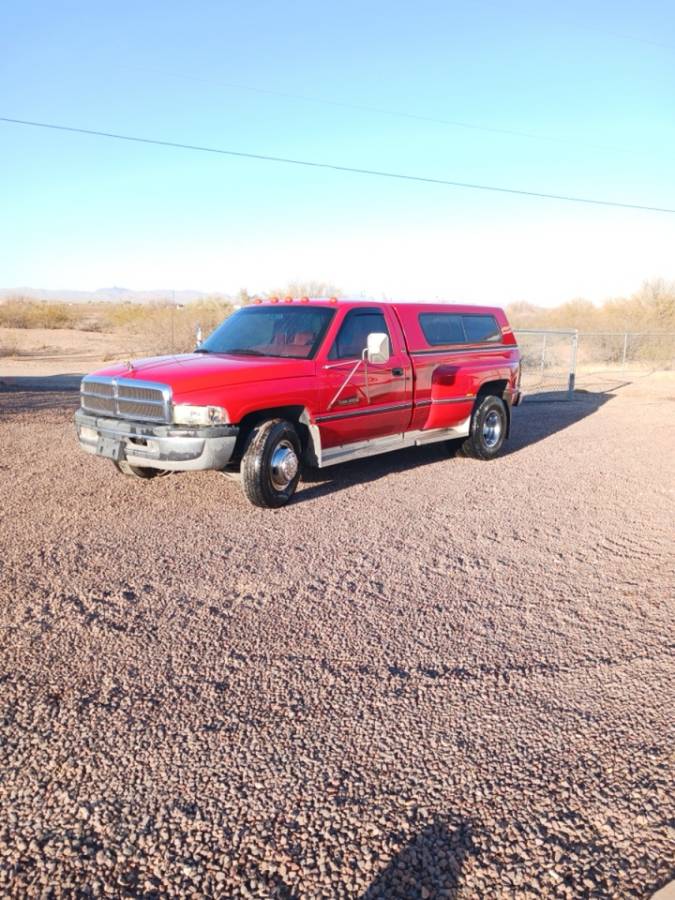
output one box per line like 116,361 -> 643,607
391,367 -> 404,377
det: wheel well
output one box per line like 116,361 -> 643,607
476,379 -> 509,401
474,379 -> 511,436
233,406 -> 310,461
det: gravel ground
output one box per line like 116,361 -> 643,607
0,374 -> 673,899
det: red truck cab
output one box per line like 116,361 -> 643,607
75,299 -> 521,507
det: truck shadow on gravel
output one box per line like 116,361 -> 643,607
503,389 -> 614,456
361,820 -> 470,899
299,391 -> 615,503
0,374 -> 83,414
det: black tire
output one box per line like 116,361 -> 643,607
240,419 -> 302,508
459,395 -> 507,460
112,461 -> 169,479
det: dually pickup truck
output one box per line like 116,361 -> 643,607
75,299 -> 521,507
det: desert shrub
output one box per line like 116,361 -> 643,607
0,296 -> 235,353
99,302 -> 147,331
96,299 -> 233,353
0,298 -> 79,329
266,280 -> 342,299
0,339 -> 17,357
507,280 -> 675,334
508,280 -> 675,369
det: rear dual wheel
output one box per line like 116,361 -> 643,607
460,395 -> 507,460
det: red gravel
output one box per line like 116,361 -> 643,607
0,375 -> 673,898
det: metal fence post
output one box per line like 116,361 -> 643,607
540,333 -> 547,380
568,331 -> 578,399
621,332 -> 629,368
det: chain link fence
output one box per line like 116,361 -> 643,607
515,329 -> 577,398
515,330 -> 675,399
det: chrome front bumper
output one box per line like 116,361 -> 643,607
74,410 -> 238,471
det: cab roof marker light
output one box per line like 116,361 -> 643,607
329,296 -> 338,303
300,296 -> 309,303
270,296 -> 279,303
284,296 -> 293,303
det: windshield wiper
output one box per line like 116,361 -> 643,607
193,348 -> 210,353
224,348 -> 266,356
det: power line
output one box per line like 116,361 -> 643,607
479,0 -> 674,53
135,12 -> 672,162
2,115 -> 674,214
131,68 -> 636,157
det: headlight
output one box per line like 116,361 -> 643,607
173,404 -> 229,426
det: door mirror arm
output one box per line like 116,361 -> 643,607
327,356 -> 367,410
325,334 -> 390,410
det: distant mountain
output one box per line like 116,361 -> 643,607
0,287 -> 229,304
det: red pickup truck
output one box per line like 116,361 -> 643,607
75,299 -> 521,507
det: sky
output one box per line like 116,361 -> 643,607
1,0 -> 674,306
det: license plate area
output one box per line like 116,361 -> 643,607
96,436 -> 125,460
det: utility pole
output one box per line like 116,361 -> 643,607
171,290 -> 175,353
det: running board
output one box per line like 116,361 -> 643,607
315,419 -> 470,468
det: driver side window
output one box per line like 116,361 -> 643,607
328,308 -> 390,360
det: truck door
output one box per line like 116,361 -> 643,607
316,306 -> 412,448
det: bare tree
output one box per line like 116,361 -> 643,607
266,280 -> 342,299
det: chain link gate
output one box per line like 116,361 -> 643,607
514,329 -> 578,400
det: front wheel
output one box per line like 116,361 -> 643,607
460,395 -> 507,460
240,419 -> 301,508
112,461 -> 169,478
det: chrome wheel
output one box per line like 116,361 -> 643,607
241,419 -> 302,508
269,440 -> 299,490
482,410 -> 502,449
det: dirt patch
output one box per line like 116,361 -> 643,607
0,374 -> 673,897
0,326 -> 155,377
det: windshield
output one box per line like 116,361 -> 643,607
199,306 -> 335,360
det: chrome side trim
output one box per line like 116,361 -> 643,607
425,396 -> 474,406
411,344 -> 511,356
316,396 -> 472,423
316,418 -> 471,468
315,401 -> 412,423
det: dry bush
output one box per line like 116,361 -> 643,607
165,299 -> 235,353
0,339 -> 18,358
266,280 -> 342,299
507,279 -> 675,334
0,296 -> 235,355
98,299 -> 234,354
0,297 -> 80,330
509,280 -> 675,370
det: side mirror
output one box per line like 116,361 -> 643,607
366,332 -> 390,364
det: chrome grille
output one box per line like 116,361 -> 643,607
80,376 -> 172,423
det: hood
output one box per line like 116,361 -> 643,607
95,353 -> 314,397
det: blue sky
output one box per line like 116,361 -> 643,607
1,0 -> 674,304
